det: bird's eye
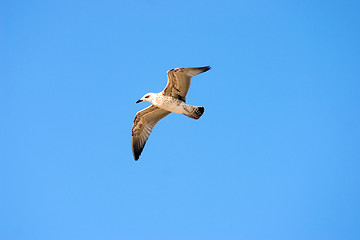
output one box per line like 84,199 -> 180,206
145,95 -> 149,98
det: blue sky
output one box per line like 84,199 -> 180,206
1,0 -> 360,239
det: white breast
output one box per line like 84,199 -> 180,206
152,95 -> 188,114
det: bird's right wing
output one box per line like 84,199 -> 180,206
132,105 -> 171,160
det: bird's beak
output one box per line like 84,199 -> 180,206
136,99 -> 142,104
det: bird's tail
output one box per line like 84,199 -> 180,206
184,106 -> 205,120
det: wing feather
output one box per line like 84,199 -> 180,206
132,105 -> 170,160
162,66 -> 210,101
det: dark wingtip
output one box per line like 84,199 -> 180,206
203,66 -> 211,72
193,66 -> 211,73
133,149 -> 141,160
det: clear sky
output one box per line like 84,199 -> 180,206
1,0 -> 360,239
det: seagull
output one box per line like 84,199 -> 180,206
132,66 -> 211,161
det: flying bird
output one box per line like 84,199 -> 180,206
132,66 -> 211,160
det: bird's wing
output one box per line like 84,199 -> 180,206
132,105 -> 171,160
162,66 -> 210,102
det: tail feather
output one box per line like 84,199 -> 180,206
184,106 -> 205,120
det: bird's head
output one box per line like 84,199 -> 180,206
136,93 -> 155,104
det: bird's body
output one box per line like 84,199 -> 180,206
132,66 -> 211,160
147,93 -> 185,113
146,93 -> 202,117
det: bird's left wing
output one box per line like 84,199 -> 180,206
162,66 -> 210,102
132,105 -> 171,160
